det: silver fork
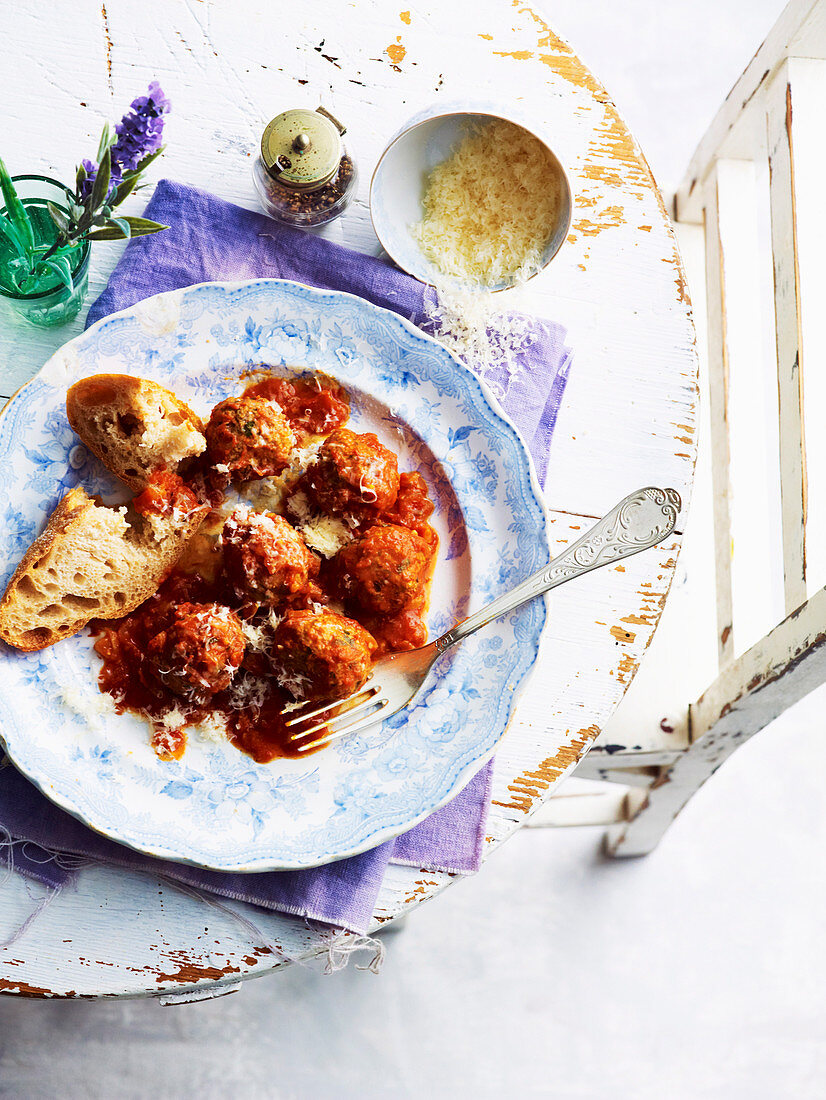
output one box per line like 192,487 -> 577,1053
285,486 -> 682,753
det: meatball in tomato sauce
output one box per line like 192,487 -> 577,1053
205,395 -> 295,482
146,602 -> 245,699
337,523 -> 432,615
271,609 -> 376,701
222,508 -> 315,605
302,428 -> 399,515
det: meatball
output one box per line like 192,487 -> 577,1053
205,395 -> 295,481
271,609 -> 376,701
302,428 -> 399,515
337,523 -> 432,614
146,602 -> 245,698
222,508 -> 314,604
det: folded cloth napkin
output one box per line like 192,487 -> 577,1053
0,180 -> 572,934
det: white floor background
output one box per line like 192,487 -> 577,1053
4,2 -> 824,1097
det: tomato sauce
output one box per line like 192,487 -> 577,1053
92,571 -> 314,763
133,468 -> 202,519
92,370 -> 439,763
244,373 -> 349,442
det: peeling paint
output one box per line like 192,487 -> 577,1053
572,204 -> 626,237
386,36 -> 406,66
492,727 -> 599,813
154,953 -> 241,986
0,978 -> 57,998
620,612 -> 654,626
616,653 -> 638,684
610,624 -> 636,643
100,2 -> 113,94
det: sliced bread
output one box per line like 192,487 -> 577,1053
0,487 -> 206,651
66,374 -> 206,491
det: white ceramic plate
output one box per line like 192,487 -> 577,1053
0,279 -> 550,871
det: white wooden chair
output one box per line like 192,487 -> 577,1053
536,0 -> 826,854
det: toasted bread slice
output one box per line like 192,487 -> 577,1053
66,374 -> 206,491
0,487 -> 206,651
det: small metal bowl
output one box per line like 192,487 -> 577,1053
370,103 -> 572,292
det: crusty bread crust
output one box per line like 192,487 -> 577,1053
0,486 -> 206,651
66,374 -> 206,491
0,374 -> 211,651
0,486 -> 205,646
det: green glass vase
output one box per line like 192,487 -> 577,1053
0,175 -> 91,328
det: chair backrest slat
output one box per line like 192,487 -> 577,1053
766,64 -> 808,614
703,166 -> 735,665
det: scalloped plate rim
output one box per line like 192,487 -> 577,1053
0,278 -> 553,871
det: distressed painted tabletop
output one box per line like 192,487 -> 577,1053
0,0 -> 697,998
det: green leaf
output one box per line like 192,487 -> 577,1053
89,147 -> 112,214
96,121 -> 113,161
121,145 -> 165,180
85,217 -> 132,241
46,240 -> 83,263
123,217 -> 167,231
46,201 -> 71,236
6,255 -> 31,275
85,218 -> 168,240
0,214 -> 26,258
109,216 -> 131,238
38,254 -> 74,292
75,161 -> 87,196
0,157 -> 35,253
84,227 -> 128,240
7,267 -> 28,293
110,174 -> 141,207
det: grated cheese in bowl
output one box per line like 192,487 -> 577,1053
399,118 -> 566,397
410,118 -> 564,288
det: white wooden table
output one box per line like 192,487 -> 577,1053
0,0 -> 697,999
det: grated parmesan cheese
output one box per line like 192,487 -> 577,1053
287,490 -> 353,558
423,280 -> 536,399
410,119 -> 561,286
60,684 -> 119,727
156,704 -> 187,731
240,619 -> 270,653
192,712 -> 228,744
300,516 -> 353,557
405,120 -> 558,397
239,439 -> 322,513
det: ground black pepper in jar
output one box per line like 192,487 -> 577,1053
252,107 -> 358,228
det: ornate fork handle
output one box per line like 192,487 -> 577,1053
435,487 -> 681,655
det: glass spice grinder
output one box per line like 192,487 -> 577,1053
252,106 -> 357,228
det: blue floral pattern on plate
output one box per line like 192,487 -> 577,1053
0,280 -> 550,870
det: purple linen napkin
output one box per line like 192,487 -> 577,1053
0,181 -> 572,934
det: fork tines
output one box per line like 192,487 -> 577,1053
285,682 -> 389,753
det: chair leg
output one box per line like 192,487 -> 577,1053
603,714 -> 738,857
606,580 -> 826,856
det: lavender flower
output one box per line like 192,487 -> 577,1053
0,81 -> 170,293
78,157 -> 119,202
110,81 -> 170,173
79,82 -> 169,201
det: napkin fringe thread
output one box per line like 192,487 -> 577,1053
1,829 -> 387,968
320,927 -> 385,975
0,828 -> 64,949
150,875 -> 385,975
